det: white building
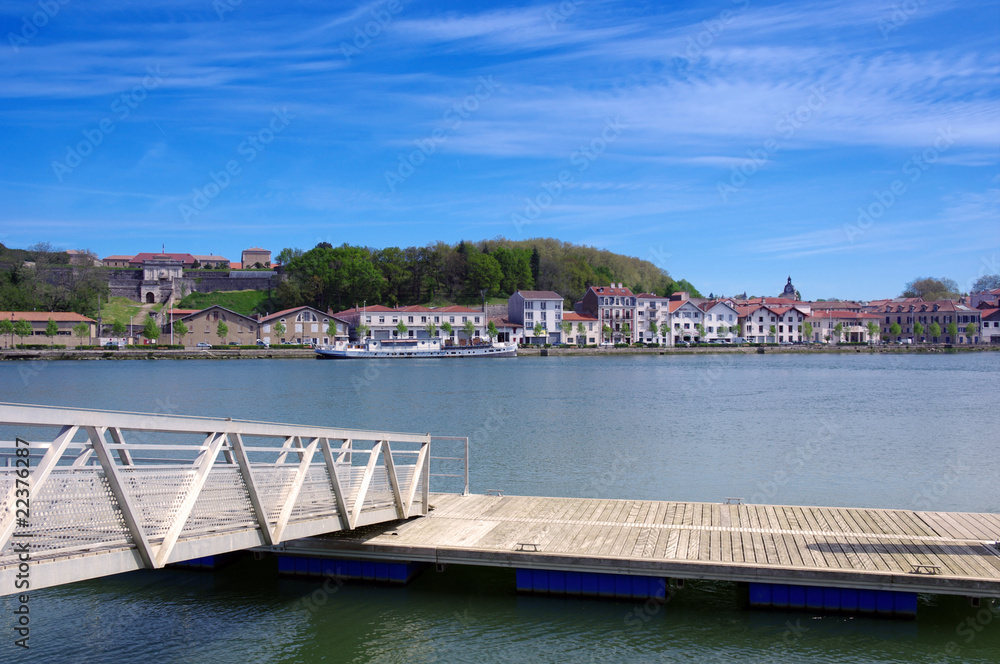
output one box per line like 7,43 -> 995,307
698,300 -> 741,342
334,305 -> 486,344
259,306 -> 349,346
636,293 -> 672,345
668,294 -> 704,343
508,290 -> 565,344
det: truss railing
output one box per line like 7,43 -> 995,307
0,403 -> 454,594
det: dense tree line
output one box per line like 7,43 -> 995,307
0,243 -> 107,316
268,237 -> 699,312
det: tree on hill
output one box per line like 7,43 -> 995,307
112,320 -> 127,338
901,277 -> 960,301
264,237 -> 697,313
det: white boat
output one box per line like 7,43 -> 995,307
315,338 -> 517,359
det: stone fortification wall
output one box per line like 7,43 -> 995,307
107,270 -> 142,298
184,272 -> 278,294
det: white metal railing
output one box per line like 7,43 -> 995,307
429,436 -> 469,496
0,402 -> 456,594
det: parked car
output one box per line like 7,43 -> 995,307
196,342 -> 211,348
103,341 -> 121,349
256,339 -> 270,348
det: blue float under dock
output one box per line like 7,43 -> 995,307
170,552 -> 240,570
748,582 -> 917,618
516,568 -> 668,599
278,555 -> 424,584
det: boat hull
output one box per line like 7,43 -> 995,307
315,345 -> 517,359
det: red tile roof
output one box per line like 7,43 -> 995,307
488,316 -> 522,328
562,312 -> 598,322
0,311 -> 95,322
589,286 -> 634,297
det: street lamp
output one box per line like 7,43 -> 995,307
129,315 -> 133,346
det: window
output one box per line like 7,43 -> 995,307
408,316 -> 413,323
525,301 -> 534,309
475,317 -> 480,323
378,317 -> 384,323
540,302 -> 547,310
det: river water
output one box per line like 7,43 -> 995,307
1,353 -> 998,663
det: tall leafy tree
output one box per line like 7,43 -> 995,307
173,320 -> 188,344
928,322 -> 941,341
216,320 -> 228,344
901,277 -> 960,301
14,319 -> 32,346
971,274 -> 1000,293
45,318 -> 58,339
71,322 -> 89,345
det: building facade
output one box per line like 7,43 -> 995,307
260,306 -> 349,346
580,284 -> 636,343
0,312 -> 96,347
508,290 -> 565,344
175,306 -> 259,346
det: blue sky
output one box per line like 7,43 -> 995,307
1,0 -> 998,301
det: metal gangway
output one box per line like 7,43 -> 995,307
0,403 -> 468,594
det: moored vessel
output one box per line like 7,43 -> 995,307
315,337 -> 517,359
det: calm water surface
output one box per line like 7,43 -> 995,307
1,353 -> 998,663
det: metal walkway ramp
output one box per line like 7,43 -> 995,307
0,403 -> 464,594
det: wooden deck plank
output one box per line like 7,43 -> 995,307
300,494 -> 1000,598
